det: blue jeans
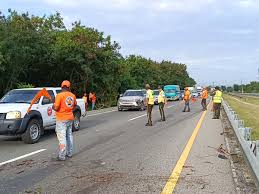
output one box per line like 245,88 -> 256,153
55,121 -> 73,159
183,101 -> 190,112
92,102 -> 95,110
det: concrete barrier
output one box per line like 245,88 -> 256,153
222,100 -> 259,187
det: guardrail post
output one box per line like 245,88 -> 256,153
238,120 -> 244,128
256,141 -> 259,160
245,127 -> 252,141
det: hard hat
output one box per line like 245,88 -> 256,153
61,80 -> 71,88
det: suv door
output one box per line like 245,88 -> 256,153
39,90 -> 56,127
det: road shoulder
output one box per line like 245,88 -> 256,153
174,109 -> 236,193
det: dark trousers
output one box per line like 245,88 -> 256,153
213,103 -> 221,118
147,104 -> 154,125
183,101 -> 190,112
201,99 -> 207,110
159,102 -> 165,121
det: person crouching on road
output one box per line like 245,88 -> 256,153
52,80 -> 77,161
158,86 -> 166,121
201,87 -> 208,111
183,87 -> 191,112
145,84 -> 154,126
212,86 -> 223,119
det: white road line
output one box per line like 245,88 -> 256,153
128,104 -> 176,121
87,110 -> 117,117
128,114 -> 147,121
166,104 -> 176,108
0,149 -> 47,166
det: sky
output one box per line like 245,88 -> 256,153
1,0 -> 259,86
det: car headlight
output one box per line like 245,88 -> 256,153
6,111 -> 21,119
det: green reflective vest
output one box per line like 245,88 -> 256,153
213,90 -> 222,103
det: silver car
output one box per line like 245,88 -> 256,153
153,90 -> 159,105
118,90 -> 146,111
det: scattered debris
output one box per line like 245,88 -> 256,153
17,170 -> 25,174
16,159 -> 34,167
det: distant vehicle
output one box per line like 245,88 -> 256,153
0,87 -> 86,144
192,92 -> 199,98
180,90 -> 184,100
153,90 -> 159,105
196,86 -> 203,96
164,85 -> 181,101
118,89 -> 146,111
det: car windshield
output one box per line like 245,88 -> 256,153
153,90 -> 159,95
165,89 -> 176,93
124,91 -> 144,97
0,90 -> 40,104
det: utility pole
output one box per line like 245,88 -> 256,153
241,80 -> 244,94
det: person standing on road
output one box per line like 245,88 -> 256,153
212,86 -> 223,119
201,87 -> 208,111
91,92 -> 96,110
158,86 -> 166,121
145,84 -> 154,126
82,93 -> 88,111
89,92 -> 96,110
183,87 -> 191,112
52,80 -> 77,161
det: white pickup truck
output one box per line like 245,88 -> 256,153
0,87 -> 86,144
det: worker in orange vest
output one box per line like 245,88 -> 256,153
183,87 -> 191,112
52,80 -> 77,161
201,87 -> 209,111
89,92 -> 96,110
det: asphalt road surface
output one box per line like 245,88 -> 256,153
0,100 -> 235,194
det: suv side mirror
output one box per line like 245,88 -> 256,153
120,94 -> 123,97
42,98 -> 52,105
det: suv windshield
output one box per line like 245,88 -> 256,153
124,91 -> 144,97
0,90 -> 40,104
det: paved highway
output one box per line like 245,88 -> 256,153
0,101 -> 235,194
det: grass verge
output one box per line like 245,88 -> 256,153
224,94 -> 259,140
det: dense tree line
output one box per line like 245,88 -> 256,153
232,82 -> 259,93
0,10 -> 195,106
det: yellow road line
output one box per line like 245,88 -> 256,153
161,105 -> 209,194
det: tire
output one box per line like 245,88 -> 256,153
118,106 -> 122,111
72,111 -> 81,132
140,102 -> 145,111
22,119 -> 42,144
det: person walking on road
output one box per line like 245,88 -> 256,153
145,84 -> 154,126
212,86 -> 223,119
183,87 -> 191,112
201,87 -> 208,111
52,80 -> 77,161
158,86 -> 166,121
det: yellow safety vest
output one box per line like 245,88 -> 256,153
213,90 -> 222,103
147,89 -> 154,105
158,90 -> 165,103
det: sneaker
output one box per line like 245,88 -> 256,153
56,157 -> 66,161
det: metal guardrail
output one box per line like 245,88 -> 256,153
222,100 -> 259,186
